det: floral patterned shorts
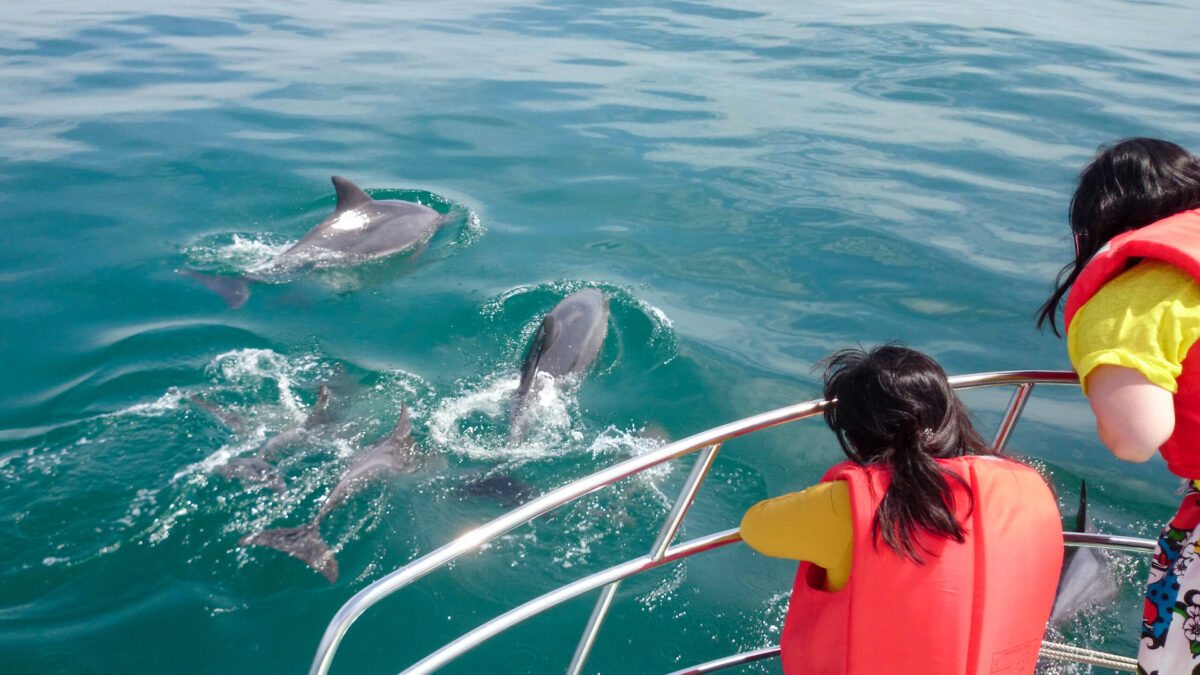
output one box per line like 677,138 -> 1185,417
1140,482 -> 1200,675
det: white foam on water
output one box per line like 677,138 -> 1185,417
488,427 -> 676,571
206,348 -> 323,419
427,373 -> 519,460
165,349 -> 329,485
586,425 -> 675,490
375,370 -> 433,405
147,505 -> 191,545
173,442 -> 247,484
637,561 -> 686,610
224,234 -> 290,268
116,488 -> 160,528
183,233 -> 291,273
427,372 -> 582,462
327,436 -> 358,461
19,444 -> 70,477
754,592 -> 792,645
109,388 -> 185,418
457,209 -> 486,247
639,296 -> 674,332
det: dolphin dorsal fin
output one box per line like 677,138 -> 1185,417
303,385 -> 333,428
1075,480 -> 1089,532
369,404 -> 416,467
393,404 -> 412,440
330,176 -> 373,211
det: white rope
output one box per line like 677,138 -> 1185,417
1040,640 -> 1138,672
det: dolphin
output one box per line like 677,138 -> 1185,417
454,473 -> 535,509
186,393 -> 248,435
215,456 -> 287,494
1049,480 -> 1119,624
239,404 -> 423,582
182,176 -> 445,308
213,385 -> 334,493
509,288 -> 610,442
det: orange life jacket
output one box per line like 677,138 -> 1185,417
779,456 -> 1062,674
1063,208 -> 1200,478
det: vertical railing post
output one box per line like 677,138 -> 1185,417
991,383 -> 1034,452
564,443 -> 723,675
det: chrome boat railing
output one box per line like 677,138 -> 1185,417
309,370 -> 1153,675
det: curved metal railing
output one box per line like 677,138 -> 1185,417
309,370 -> 1148,675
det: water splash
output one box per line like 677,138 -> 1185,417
426,372 -> 576,463
112,388 -> 186,418
182,233 -> 292,274
454,425 -> 675,580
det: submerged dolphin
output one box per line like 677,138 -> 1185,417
454,473 -> 535,509
509,288 -> 610,442
239,404 -> 423,582
213,386 -> 334,493
186,393 -> 248,435
1049,480 -> 1119,624
182,176 -> 445,308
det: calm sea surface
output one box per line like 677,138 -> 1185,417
4,1 -> 1200,673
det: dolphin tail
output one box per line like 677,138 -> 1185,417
177,269 -> 251,309
240,522 -> 338,583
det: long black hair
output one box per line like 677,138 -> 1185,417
820,344 -> 997,563
1037,138 -> 1200,336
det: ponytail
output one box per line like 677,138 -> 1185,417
821,345 -> 996,563
872,422 -> 972,562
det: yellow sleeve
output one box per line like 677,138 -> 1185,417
1067,260 -> 1200,396
740,480 -> 853,590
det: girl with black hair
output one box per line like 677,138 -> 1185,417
1039,138 -> 1200,671
741,345 -> 1062,674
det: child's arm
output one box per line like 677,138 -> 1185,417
1086,364 -> 1174,462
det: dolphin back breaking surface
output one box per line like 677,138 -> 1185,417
280,176 -> 444,263
182,176 -> 445,308
214,385 -> 334,493
239,404 -> 422,582
509,288 -> 610,442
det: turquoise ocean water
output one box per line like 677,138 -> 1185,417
4,1 -> 1200,672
